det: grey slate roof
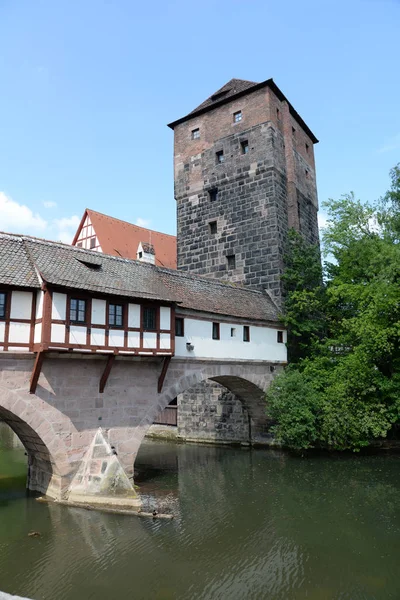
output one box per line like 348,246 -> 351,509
0,233 -> 280,323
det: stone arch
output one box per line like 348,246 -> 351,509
0,385 -> 73,499
120,363 -> 272,472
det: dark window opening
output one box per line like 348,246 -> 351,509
216,150 -> 224,164
191,128 -> 200,140
277,330 -> 284,343
305,169 -> 309,179
175,317 -> 184,337
143,306 -> 157,331
209,221 -> 217,234
109,303 -> 123,327
305,143 -> 309,153
240,140 -> 249,154
243,326 -> 250,342
70,298 -> 86,323
292,127 -> 296,135
212,322 -> 220,340
0,292 -> 6,319
276,107 -> 281,119
233,110 -> 242,123
209,188 -> 218,202
227,254 -> 236,269
138,251 -> 143,259
90,237 -> 96,249
231,327 -> 236,337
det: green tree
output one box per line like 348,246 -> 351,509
267,164 -> 400,451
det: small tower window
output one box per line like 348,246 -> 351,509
233,111 -> 242,123
243,326 -> 250,342
212,322 -> 220,340
276,107 -> 281,120
305,169 -> 309,179
216,150 -> 224,164
305,143 -> 309,153
240,140 -> 249,154
191,128 -> 200,140
175,317 -> 184,337
277,330 -> 284,343
209,188 -> 218,202
292,127 -> 296,136
227,255 -> 236,269
209,221 -> 217,234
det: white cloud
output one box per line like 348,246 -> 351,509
377,133 -> 400,154
0,192 -> 47,232
57,230 -> 75,244
318,212 -> 329,230
43,200 -> 57,209
135,217 -> 150,227
53,215 -> 81,229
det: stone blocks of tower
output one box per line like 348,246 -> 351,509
169,78 -> 319,304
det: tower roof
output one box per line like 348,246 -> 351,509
167,77 -> 318,144
188,78 -> 258,115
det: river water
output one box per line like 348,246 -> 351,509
0,428 -> 399,600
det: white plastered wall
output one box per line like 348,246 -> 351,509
175,317 -> 287,362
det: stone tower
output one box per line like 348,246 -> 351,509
168,78 -> 319,305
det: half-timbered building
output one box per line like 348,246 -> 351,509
0,233 -> 286,396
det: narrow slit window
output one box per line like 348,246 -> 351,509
109,303 -> 124,327
209,221 -> 217,234
0,292 -> 6,319
243,326 -> 250,342
292,127 -> 296,136
70,298 -> 86,323
233,111 -> 242,123
305,143 -> 309,153
231,327 -> 236,337
276,107 -> 281,119
216,150 -> 224,164
212,322 -> 220,340
175,317 -> 184,337
240,140 -> 249,154
209,188 -> 218,202
191,128 -> 200,140
277,330 -> 284,343
143,306 -> 157,331
227,255 -> 236,269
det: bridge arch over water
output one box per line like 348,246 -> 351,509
0,354 -> 280,507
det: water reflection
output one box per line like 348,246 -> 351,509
0,436 -> 399,600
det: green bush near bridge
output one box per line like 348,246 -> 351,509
266,164 -> 400,451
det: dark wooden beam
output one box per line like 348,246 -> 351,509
99,354 -> 115,393
30,351 -> 44,394
158,356 -> 171,393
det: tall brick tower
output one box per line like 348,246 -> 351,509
168,78 -> 319,305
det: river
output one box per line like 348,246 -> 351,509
0,427 -> 399,600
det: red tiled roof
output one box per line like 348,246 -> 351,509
73,209 -> 177,269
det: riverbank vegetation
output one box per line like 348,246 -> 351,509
267,164 -> 400,451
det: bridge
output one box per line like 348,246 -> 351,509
0,233 -> 286,508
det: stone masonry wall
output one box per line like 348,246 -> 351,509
177,381 -> 250,444
176,124 -> 289,303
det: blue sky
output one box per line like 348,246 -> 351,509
0,0 -> 399,242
